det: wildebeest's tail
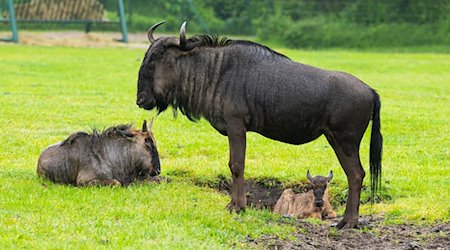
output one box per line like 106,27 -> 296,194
370,91 -> 383,203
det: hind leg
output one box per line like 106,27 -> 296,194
274,189 -> 296,216
325,132 -> 365,229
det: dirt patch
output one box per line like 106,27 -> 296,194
205,175 -> 310,210
207,177 -> 449,249
200,175 -> 309,210
248,216 -> 450,250
0,31 -> 151,48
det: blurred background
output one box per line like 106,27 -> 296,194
1,0 -> 449,49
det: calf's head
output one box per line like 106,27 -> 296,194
307,170 -> 333,208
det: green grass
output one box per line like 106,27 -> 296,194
0,44 -> 449,248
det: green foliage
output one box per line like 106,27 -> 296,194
2,0 -> 449,48
114,0 -> 450,48
258,15 -> 450,49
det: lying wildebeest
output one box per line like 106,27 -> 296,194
37,120 -> 160,186
136,21 -> 382,229
274,170 -> 336,220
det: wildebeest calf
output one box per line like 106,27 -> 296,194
37,120 -> 160,186
274,171 -> 336,220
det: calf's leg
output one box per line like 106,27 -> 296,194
323,205 -> 337,219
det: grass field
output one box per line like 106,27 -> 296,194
0,44 -> 449,248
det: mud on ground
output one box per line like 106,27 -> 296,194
208,177 -> 449,250
249,216 -> 449,250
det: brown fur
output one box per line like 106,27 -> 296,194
274,171 -> 336,220
274,188 -> 336,219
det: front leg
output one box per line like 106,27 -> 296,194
226,124 -> 247,213
78,178 -> 122,187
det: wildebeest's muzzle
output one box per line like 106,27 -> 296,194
314,199 -> 324,207
149,166 -> 160,177
149,154 -> 160,176
137,92 -> 156,110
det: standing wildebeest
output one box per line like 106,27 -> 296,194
136,21 -> 382,229
37,121 -> 160,186
274,170 -> 336,220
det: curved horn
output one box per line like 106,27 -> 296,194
179,21 -> 187,49
147,21 -> 166,43
142,120 -> 148,132
178,21 -> 202,51
327,170 -> 334,182
307,170 -> 313,182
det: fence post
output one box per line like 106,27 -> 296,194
117,0 -> 128,43
8,0 -> 18,42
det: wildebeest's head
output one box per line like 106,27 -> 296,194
307,170 -> 333,208
132,120 -> 161,177
136,21 -> 201,113
107,119 -> 161,178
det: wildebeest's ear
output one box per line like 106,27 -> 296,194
179,21 -> 201,51
65,132 -> 85,145
142,120 -> 148,132
117,130 -> 134,138
147,21 -> 166,43
307,170 -> 313,182
327,171 -> 334,182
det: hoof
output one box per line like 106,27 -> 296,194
226,202 -> 246,214
336,218 -> 359,229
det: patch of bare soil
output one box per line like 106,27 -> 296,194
210,178 -> 449,250
0,31 -> 150,48
208,175 -> 310,210
249,216 -> 449,250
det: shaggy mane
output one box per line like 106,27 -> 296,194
189,35 -> 290,60
94,124 -> 135,138
62,124 -> 136,145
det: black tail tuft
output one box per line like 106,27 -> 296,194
370,91 -> 383,204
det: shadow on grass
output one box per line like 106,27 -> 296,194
165,168 -> 394,211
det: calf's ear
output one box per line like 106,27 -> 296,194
142,120 -> 148,132
327,171 -> 333,182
